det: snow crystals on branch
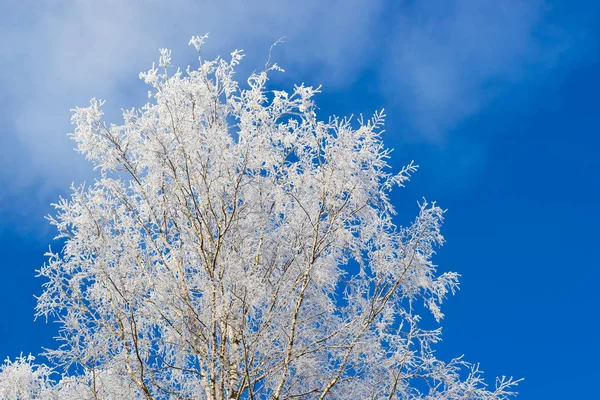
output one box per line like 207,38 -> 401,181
1,37 -> 520,399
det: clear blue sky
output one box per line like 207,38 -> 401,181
0,1 -> 598,398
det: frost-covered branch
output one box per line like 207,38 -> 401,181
0,37 -> 520,399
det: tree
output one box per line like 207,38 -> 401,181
0,36 -> 520,399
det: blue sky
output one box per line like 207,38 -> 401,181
0,1 -> 598,398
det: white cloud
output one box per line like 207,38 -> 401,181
383,0 -> 570,138
0,0 -> 585,216
0,0 -> 384,199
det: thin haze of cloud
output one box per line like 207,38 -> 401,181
0,0 -> 583,221
385,0 -> 571,139
0,0 -> 384,195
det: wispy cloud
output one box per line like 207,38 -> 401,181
383,0 -> 572,138
0,0 -> 590,223
0,0 -> 384,197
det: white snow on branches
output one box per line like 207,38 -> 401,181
1,38 -> 520,399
